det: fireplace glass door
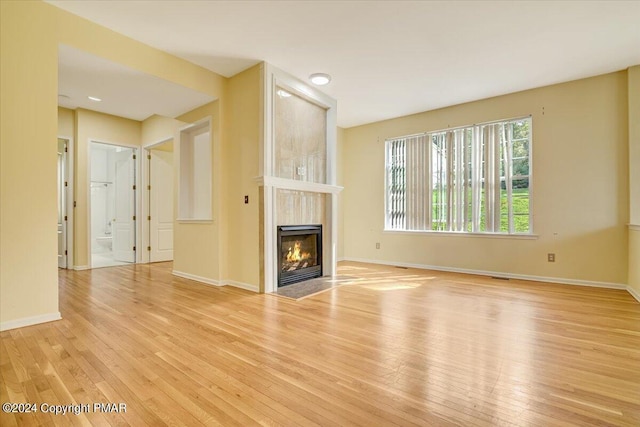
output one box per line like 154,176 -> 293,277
277,225 -> 322,287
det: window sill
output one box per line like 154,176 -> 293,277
383,229 -> 539,240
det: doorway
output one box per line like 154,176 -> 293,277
90,142 -> 137,268
57,138 -> 72,268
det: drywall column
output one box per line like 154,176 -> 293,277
0,1 -> 61,329
628,65 -> 640,299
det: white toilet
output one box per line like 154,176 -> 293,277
96,236 -> 113,252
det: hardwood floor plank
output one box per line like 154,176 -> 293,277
1,261 -> 639,426
151,347 -> 321,427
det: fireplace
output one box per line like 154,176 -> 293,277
277,225 -> 322,287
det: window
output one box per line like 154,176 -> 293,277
385,117 -> 531,234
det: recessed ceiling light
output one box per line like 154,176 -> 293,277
277,89 -> 292,98
58,94 -> 70,99
87,96 -> 102,102
309,73 -> 331,86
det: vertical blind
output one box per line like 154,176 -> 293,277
385,117 -> 531,234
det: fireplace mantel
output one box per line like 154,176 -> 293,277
254,176 -> 343,195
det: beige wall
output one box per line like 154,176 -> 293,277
628,66 -> 640,296
0,0 -> 225,327
337,126 -> 346,259
222,65 -> 261,287
74,109 -> 141,267
630,230 -> 640,296
58,107 -> 75,137
1,1 -> 59,325
628,66 -> 640,225
343,72 -> 629,285
141,114 -> 186,148
173,101 -> 223,281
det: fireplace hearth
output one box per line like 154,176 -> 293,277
277,225 -> 322,287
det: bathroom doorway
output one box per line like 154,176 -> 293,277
90,142 -> 137,268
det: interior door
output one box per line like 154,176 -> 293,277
150,150 -> 174,262
113,149 -> 136,262
57,139 -> 67,268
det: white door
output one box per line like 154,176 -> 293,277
57,139 -> 67,268
113,149 -> 136,262
150,150 -> 174,262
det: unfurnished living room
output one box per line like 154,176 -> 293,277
1,1 -> 639,426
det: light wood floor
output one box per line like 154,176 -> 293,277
2,262 -> 639,426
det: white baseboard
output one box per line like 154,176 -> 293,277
342,257 -> 627,290
173,270 -> 222,287
223,280 -> 259,293
627,286 -> 640,303
0,312 -> 62,332
74,265 -> 90,271
172,271 -> 258,292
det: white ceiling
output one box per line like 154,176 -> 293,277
58,45 -> 215,121
50,1 -> 640,128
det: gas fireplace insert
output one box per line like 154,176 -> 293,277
277,225 -> 322,287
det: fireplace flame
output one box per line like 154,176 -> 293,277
286,241 -> 311,263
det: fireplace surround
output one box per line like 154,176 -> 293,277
258,64 -> 341,293
277,225 -> 322,287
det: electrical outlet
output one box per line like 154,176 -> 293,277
244,195 -> 249,204
547,253 -> 556,262
376,242 -> 380,249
